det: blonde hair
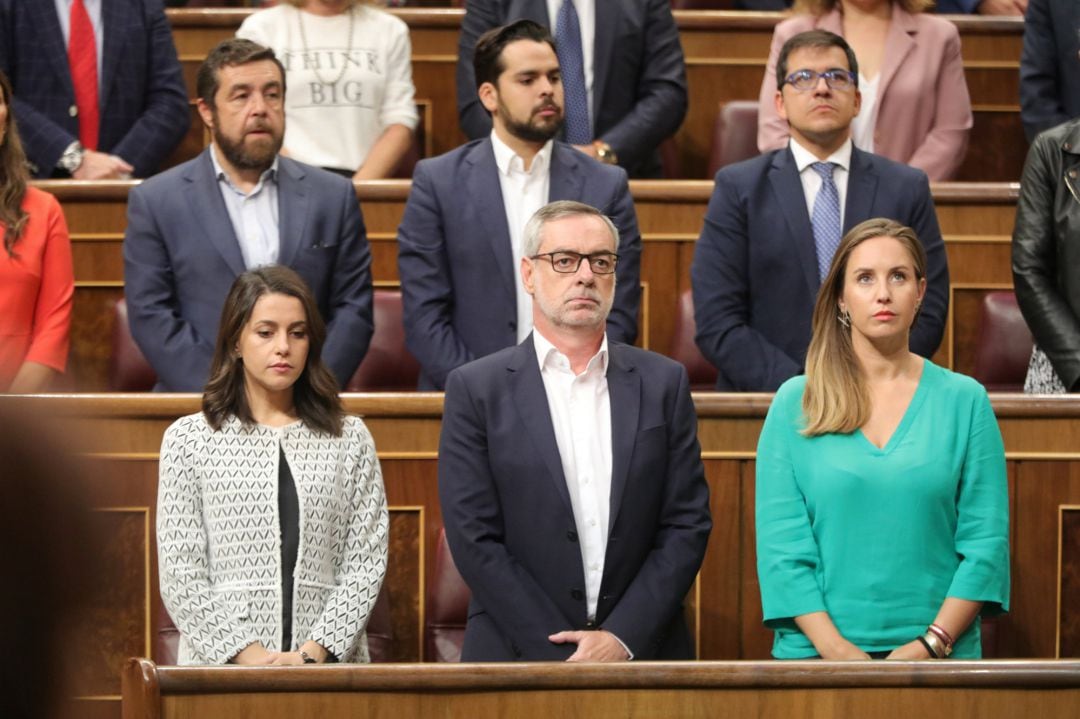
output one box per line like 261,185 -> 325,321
793,0 -> 934,16
801,218 -> 928,436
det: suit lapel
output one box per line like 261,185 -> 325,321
548,142 -> 584,202
36,3 -> 75,98
276,157 -> 310,267
590,1 -> 617,132
769,149 -> 820,297
606,344 -> 639,527
466,140 -> 517,298
508,337 -> 573,515
876,5 -> 917,110
844,148 -> 879,232
185,150 -> 247,276
99,0 -> 125,110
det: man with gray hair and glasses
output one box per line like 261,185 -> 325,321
437,200 -> 712,662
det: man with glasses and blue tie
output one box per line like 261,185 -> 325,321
455,0 -> 686,179
438,200 -> 712,662
691,30 -> 949,392
398,20 -> 640,390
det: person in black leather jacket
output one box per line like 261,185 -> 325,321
1012,117 -> 1080,393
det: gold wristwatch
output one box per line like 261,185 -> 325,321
592,140 -> 618,165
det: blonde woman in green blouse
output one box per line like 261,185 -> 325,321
755,218 -> 1009,660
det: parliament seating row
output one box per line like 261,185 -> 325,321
162,9 -> 1029,182
6,392 -> 1077,719
47,179 -> 1020,391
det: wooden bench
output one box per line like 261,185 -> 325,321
120,658 -> 1080,719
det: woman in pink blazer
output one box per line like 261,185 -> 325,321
757,0 -> 972,181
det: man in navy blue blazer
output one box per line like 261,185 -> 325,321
398,20 -> 641,391
123,39 -> 373,392
0,0 -> 189,179
438,200 -> 711,662
1020,0 -> 1080,141
455,0 -> 686,178
692,30 -> 949,392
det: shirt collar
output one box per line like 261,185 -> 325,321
490,130 -> 554,178
210,144 -> 279,194
532,328 -> 609,378
789,136 -> 852,174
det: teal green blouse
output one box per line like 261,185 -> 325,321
755,360 -> 1009,659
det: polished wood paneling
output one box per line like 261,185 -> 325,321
1062,507 -> 1080,658
165,10 -> 1026,181
122,659 -> 1080,719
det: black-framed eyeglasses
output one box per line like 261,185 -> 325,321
530,251 -> 619,274
782,69 -> 857,92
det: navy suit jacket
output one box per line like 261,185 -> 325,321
397,137 -> 641,390
691,146 -> 950,392
123,149 -> 374,391
455,0 -> 687,178
1020,0 -> 1080,142
438,336 -> 712,661
0,0 -> 189,178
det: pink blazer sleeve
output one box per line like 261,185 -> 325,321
23,192 -> 73,373
900,23 -> 972,181
758,18 -> 811,154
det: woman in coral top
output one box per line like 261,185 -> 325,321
0,70 -> 73,392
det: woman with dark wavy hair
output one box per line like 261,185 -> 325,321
0,69 -> 73,392
755,219 -> 1009,660
157,264 -> 388,665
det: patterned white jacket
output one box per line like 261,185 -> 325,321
157,413 -> 388,665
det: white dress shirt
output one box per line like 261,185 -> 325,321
789,136 -> 853,229
210,146 -> 281,270
851,73 -> 880,154
532,328 -> 612,622
547,0 -> 596,118
491,131 -> 554,343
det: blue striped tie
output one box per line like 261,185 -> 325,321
556,0 -> 591,145
810,162 -> 842,281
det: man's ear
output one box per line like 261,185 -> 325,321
775,89 -> 788,123
196,98 -> 215,132
521,256 -> 536,296
478,81 -> 499,115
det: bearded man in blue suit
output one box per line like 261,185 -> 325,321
398,20 -> 641,390
123,39 -> 373,391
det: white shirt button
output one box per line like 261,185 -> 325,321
69,105 -> 78,117
589,518 -> 597,527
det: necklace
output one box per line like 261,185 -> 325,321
297,5 -> 356,88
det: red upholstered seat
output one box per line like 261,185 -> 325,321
108,298 -> 157,391
346,289 -> 421,391
671,289 -> 719,391
707,100 -> 761,178
971,291 -> 1034,392
424,527 -> 471,662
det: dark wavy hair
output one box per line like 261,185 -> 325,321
202,265 -> 344,436
473,19 -> 556,90
0,69 -> 30,258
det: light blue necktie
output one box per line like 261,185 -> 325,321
556,0 -> 591,145
810,162 -> 842,281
